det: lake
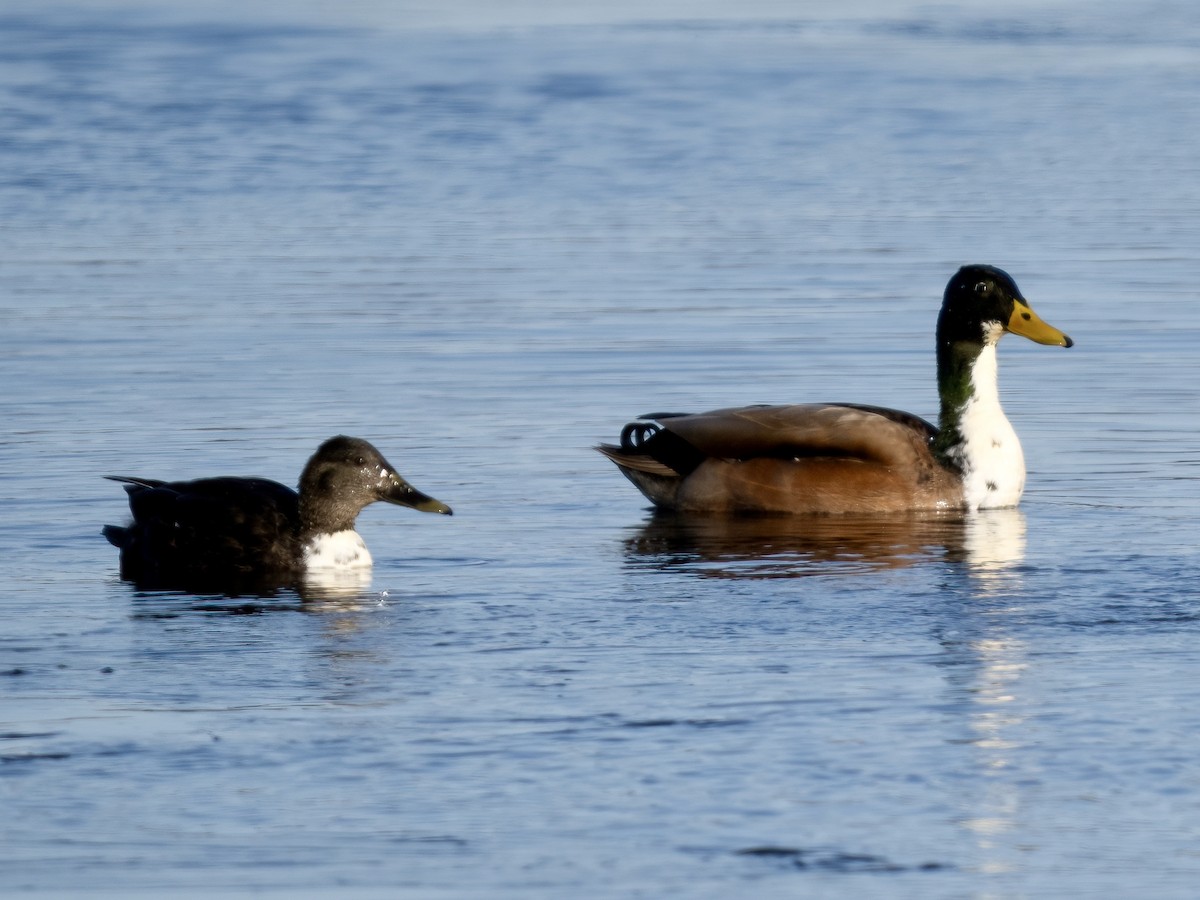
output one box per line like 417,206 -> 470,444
3,1 -> 1200,896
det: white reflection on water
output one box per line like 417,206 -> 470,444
301,566 -> 374,599
963,508 -> 1027,590
942,509 -> 1033,877
958,632 -> 1030,875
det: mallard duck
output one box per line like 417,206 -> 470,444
104,435 -> 452,589
598,265 -> 1073,514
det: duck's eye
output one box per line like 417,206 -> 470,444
355,456 -> 365,466
974,281 -> 990,296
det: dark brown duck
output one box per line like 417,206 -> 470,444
104,435 -> 451,590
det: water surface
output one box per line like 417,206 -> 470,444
3,1 -> 1200,896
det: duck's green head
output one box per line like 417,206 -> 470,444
938,264 -> 1073,350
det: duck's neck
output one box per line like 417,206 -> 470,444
298,494 -> 359,543
934,336 -> 1026,509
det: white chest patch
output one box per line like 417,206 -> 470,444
303,530 -> 373,570
944,343 -> 1027,510
954,395 -> 1025,509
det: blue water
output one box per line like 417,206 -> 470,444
3,1 -> 1200,896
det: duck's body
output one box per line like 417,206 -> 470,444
602,403 -> 961,514
104,436 -> 451,590
598,266 -> 1072,515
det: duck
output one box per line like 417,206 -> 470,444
597,265 -> 1073,514
104,435 -> 452,590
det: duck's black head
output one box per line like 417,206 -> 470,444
938,264 -> 1073,350
298,435 -> 452,537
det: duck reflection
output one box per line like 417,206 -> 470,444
949,632 -> 1029,874
622,507 -> 1027,581
959,508 -> 1028,590
124,568 -> 379,614
934,509 -> 1031,873
625,507 -> 1034,872
301,567 -> 376,601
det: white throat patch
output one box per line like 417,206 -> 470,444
303,529 -> 374,569
945,341 -> 1026,510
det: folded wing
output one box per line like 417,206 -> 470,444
633,404 -> 936,471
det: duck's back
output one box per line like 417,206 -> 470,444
104,476 -> 302,587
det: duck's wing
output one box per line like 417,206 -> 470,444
105,476 -> 166,490
105,476 -> 301,579
609,403 -> 937,476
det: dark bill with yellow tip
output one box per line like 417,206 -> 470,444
382,479 -> 454,515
